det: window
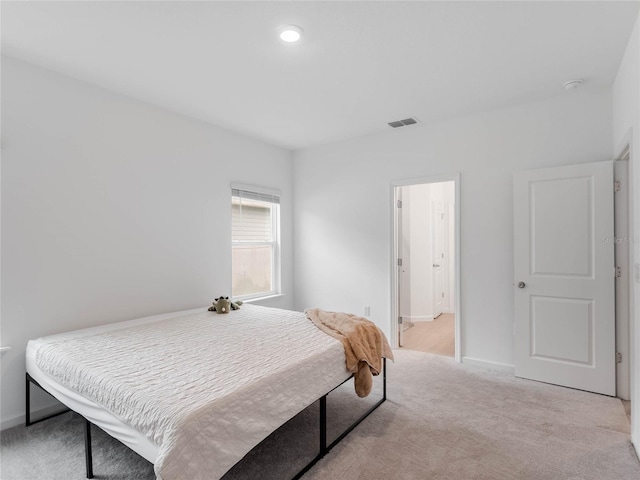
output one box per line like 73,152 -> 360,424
231,186 -> 280,299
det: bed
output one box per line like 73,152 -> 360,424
25,304 -> 388,479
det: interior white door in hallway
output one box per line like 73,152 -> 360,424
513,161 -> 615,396
432,201 -> 445,318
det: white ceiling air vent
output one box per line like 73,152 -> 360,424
388,117 -> 419,128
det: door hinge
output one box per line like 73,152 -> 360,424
615,266 -> 622,278
398,258 -> 403,267
397,200 -> 403,208
442,292 -> 445,298
615,180 -> 622,192
398,317 -> 403,325
617,352 -> 623,364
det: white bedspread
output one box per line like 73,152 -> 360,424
34,305 -> 349,480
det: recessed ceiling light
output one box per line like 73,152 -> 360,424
563,79 -> 584,90
278,25 -> 303,43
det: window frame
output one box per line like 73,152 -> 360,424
230,184 -> 281,301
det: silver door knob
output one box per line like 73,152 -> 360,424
517,281 -> 526,288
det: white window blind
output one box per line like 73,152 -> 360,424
231,187 -> 280,299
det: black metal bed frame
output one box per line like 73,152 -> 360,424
25,358 -> 387,480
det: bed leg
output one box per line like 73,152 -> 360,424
383,357 -> 387,401
85,419 -> 94,479
319,395 -> 327,457
24,373 -> 71,426
25,373 -> 32,427
292,364 -> 387,480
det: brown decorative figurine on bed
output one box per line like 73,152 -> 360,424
208,296 -> 242,314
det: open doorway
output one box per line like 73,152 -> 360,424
393,177 -> 459,360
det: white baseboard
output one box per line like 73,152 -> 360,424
404,315 -> 434,322
1,403 -> 67,431
462,356 -> 515,373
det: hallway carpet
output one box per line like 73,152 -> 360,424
2,350 -> 638,479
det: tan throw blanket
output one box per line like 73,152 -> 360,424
305,308 -> 394,397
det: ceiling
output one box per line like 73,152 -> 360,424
2,1 -> 638,151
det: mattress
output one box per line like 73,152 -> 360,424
27,304 -> 349,480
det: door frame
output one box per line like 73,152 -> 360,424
615,146 -> 632,400
390,173 -> 461,362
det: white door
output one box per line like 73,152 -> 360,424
432,201 -> 445,318
513,161 -> 615,396
397,187 -> 409,347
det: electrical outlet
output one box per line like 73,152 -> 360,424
363,305 -> 370,316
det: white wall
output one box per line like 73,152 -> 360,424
293,88 -> 613,369
0,57 -> 293,428
612,12 -> 640,458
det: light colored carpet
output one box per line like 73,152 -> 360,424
1,350 -> 638,479
623,399 -> 631,421
401,314 -> 455,357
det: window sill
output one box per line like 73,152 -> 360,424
242,293 -> 286,304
